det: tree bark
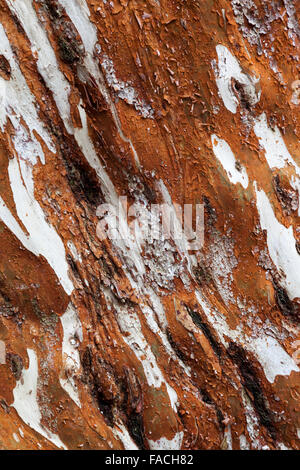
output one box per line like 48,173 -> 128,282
0,0 -> 299,450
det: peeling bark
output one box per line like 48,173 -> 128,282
0,0 -> 299,450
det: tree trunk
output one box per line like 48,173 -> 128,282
0,0 -> 299,450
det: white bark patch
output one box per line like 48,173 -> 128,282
12,349 -> 67,449
0,23 -> 54,149
0,197 -> 30,246
113,422 -> 139,450
0,22 -> 73,295
67,241 -> 82,263
254,113 -> 300,215
58,0 -> 98,58
223,425 -> 233,450
291,80 -> 300,106
141,303 -> 191,378
241,390 -> 262,449
239,434 -> 250,450
254,113 -> 300,173
158,179 -> 198,273
104,290 -> 179,411
57,0 -> 141,165
211,135 -> 249,188
213,44 -> 260,113
0,340 -> 5,364
250,335 -> 299,383
6,0 -> 72,130
283,0 -> 300,45
101,55 -> 154,119
148,432 -> 184,450
59,304 -> 83,408
8,154 -> 74,295
255,184 -> 300,301
278,442 -> 290,450
0,194 -> 73,295
206,233 -> 238,306
75,103 -> 145,275
196,291 -> 299,383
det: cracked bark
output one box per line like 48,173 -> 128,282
0,0 -> 299,450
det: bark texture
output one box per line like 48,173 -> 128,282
0,0 -> 299,450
